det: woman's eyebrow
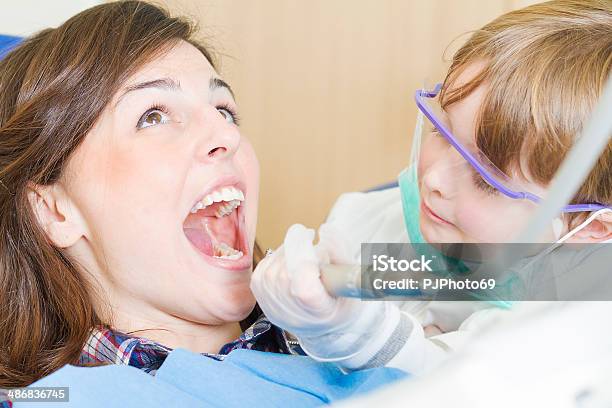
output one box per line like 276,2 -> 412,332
210,77 -> 235,99
114,77 -> 235,107
115,77 -> 181,107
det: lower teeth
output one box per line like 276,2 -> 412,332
216,252 -> 243,260
213,242 -> 243,260
203,224 -> 243,260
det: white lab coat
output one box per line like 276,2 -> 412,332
334,301 -> 612,408
327,187 -> 612,405
325,186 -> 510,374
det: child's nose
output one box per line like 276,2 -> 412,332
421,150 -> 462,200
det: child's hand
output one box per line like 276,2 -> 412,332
250,223 -> 406,364
424,324 -> 443,337
250,224 -> 341,332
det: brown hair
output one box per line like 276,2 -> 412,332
0,1 -> 219,387
439,0 -> 611,222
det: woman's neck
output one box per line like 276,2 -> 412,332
101,301 -> 244,354
124,321 -> 243,354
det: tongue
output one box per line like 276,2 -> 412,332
183,200 -> 242,257
183,227 -> 214,256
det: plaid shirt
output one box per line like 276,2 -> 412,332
0,315 -> 302,407
78,314 -> 302,374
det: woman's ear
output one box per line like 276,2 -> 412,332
565,212 -> 612,243
26,182 -> 86,248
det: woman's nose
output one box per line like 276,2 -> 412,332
194,107 -> 240,163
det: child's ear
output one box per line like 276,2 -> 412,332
26,182 -> 85,248
565,212 -> 612,243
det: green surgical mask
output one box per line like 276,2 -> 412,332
398,164 -> 425,244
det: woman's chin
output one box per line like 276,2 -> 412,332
214,286 -> 257,322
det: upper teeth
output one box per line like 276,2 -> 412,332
190,186 -> 244,216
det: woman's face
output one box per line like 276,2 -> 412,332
63,41 -> 259,326
417,65 -> 554,244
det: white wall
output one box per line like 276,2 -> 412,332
0,0 -> 102,37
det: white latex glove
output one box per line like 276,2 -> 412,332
250,223 -> 410,368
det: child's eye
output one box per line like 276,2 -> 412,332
472,171 -> 499,195
137,106 -> 171,129
428,128 -> 447,145
428,124 -> 442,137
217,106 -> 240,126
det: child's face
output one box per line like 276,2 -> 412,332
417,65 -> 555,244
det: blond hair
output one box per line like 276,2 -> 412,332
440,0 -> 611,223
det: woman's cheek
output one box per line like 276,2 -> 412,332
236,139 -> 260,248
240,141 -> 259,199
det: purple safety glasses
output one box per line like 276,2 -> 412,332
415,83 -> 611,213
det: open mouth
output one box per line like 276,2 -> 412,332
183,185 -> 249,263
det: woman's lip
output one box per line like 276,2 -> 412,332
184,202 -> 252,272
421,200 -> 454,226
187,174 -> 247,216
193,250 -> 252,271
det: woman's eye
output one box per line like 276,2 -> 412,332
217,107 -> 238,125
137,108 -> 170,129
